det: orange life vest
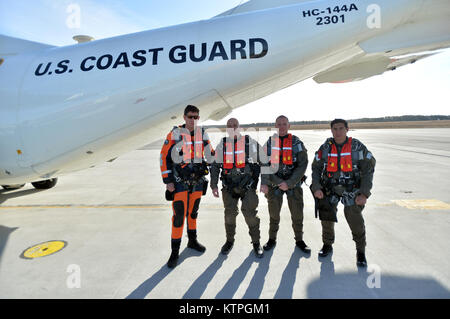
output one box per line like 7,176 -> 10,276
181,128 -> 204,164
270,134 -> 293,167
223,135 -> 246,169
327,137 -> 353,173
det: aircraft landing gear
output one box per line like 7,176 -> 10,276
31,178 -> 58,189
1,184 -> 26,190
2,178 -> 58,191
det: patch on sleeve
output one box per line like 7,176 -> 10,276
315,150 -> 322,161
358,150 -> 364,160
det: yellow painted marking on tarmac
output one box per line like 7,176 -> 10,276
21,241 -> 67,259
392,199 -> 450,210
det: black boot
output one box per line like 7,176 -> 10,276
167,249 -> 179,269
296,240 -> 311,254
263,238 -> 276,251
253,242 -> 264,258
357,251 -> 367,267
318,244 -> 333,257
187,231 -> 206,253
221,241 -> 234,255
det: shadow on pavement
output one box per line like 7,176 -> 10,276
126,247 -> 203,299
183,253 -> 228,299
308,252 -> 450,298
0,225 -> 19,268
215,248 -> 276,299
0,188 -> 45,204
274,248 -> 311,298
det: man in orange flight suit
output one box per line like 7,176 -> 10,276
160,105 -> 214,269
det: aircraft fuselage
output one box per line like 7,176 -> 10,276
0,0 -> 448,184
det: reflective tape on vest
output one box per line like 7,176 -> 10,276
270,134 -> 293,166
223,136 -> 246,169
327,137 -> 353,173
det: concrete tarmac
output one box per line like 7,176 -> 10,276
0,128 -> 449,299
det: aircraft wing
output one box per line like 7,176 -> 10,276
313,52 -> 438,84
0,35 -> 55,56
314,12 -> 450,84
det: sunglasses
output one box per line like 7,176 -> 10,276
187,115 -> 199,120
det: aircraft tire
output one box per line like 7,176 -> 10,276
31,178 -> 58,189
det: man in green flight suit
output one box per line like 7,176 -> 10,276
260,115 -> 311,253
311,118 -> 376,267
210,118 -> 263,258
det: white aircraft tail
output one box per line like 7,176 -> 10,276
215,0 -> 312,17
0,35 -> 54,56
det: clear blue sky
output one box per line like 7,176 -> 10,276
0,0 -> 244,45
1,0 -> 449,124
